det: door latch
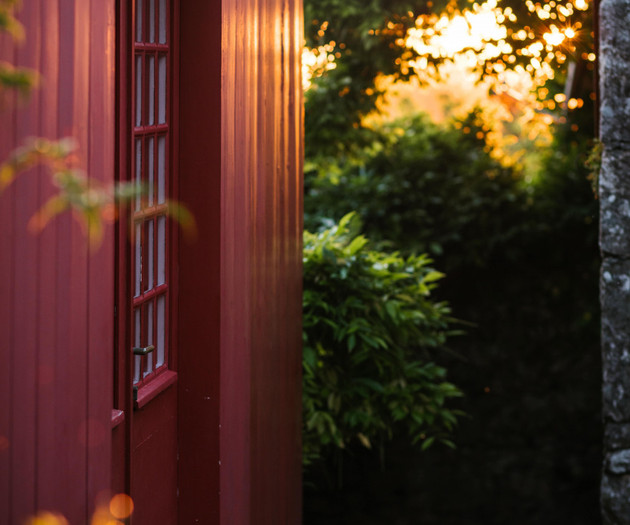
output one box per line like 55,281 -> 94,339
133,345 -> 155,356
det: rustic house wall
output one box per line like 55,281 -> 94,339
599,0 -> 630,522
1,0 -> 303,523
0,1 -> 116,523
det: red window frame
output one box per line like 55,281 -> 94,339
130,0 -> 178,408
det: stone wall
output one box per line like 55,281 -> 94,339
600,1 -> 630,522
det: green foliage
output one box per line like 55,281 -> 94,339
304,0 -> 452,159
303,110 -> 600,521
304,0 -> 594,159
0,137 -> 130,245
0,1 -> 193,244
305,111 -> 527,269
585,139 -> 602,199
302,212 -> 462,465
0,0 -> 38,95
0,0 -> 24,40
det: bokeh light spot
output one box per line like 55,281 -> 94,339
109,494 -> 134,520
26,511 -> 69,525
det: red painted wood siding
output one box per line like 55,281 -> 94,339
0,1 -> 115,523
221,0 -> 304,520
178,0 -> 303,522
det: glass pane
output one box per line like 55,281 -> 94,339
134,223 -> 141,297
149,0 -> 155,43
135,0 -> 143,42
135,139 -> 142,211
146,220 -> 154,292
158,0 -> 167,44
157,295 -> 165,367
147,137 -> 154,206
158,55 -> 167,124
157,216 -> 165,285
135,55 -> 142,126
144,301 -> 154,376
157,135 -> 166,203
134,308 -> 141,384
148,55 -> 155,126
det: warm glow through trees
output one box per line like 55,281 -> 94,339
303,0 -> 594,164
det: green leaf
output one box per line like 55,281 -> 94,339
421,436 -> 435,451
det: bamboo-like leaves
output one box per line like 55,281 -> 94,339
302,213 -> 462,466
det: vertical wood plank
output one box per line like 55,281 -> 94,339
35,0 -> 60,511
72,1 -> 91,521
86,0 -> 115,513
219,0 -> 303,522
52,0 -> 76,516
219,0 -> 251,522
223,0 -> 238,519
0,13 -> 17,524
290,1 -> 305,521
53,1 -> 89,520
11,0 -> 41,520
177,1 -> 222,522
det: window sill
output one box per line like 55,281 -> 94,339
134,370 -> 178,409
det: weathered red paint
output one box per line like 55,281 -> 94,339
0,1 -> 116,523
1,0 -> 303,523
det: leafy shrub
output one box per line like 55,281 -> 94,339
303,113 -> 601,523
302,213 -> 462,465
304,111 -> 528,270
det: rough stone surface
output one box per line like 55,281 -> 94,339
606,422 -> 630,451
608,450 -> 630,474
600,1 -> 630,521
601,258 -> 630,420
599,0 -> 630,145
602,474 -> 630,525
600,150 -> 630,255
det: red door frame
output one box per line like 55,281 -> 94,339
112,0 -> 181,509
112,0 -> 133,495
113,0 -> 222,514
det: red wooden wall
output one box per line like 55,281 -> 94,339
221,0 -> 303,522
1,0 -> 303,522
0,0 -> 116,523
178,0 -> 303,523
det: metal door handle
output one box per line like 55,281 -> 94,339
133,345 -> 155,356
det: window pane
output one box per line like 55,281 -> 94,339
158,55 -> 167,124
135,55 -> 142,126
135,0 -> 143,42
157,216 -> 166,285
135,139 -> 142,211
149,0 -> 155,43
134,308 -> 141,384
146,220 -> 154,292
147,137 -> 154,206
158,0 -> 167,44
144,301 -> 154,376
148,55 -> 155,126
157,135 -> 166,203
134,223 -> 141,297
157,295 -> 165,367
